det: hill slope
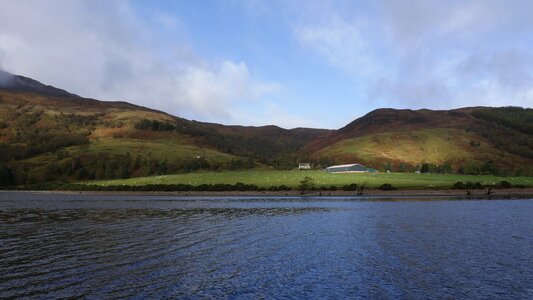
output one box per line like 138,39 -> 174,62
302,107 -> 533,175
0,71 -> 329,185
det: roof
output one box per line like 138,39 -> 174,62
326,163 -> 365,168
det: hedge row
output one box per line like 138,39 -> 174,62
4,183 -> 368,192
452,180 -> 524,189
6,182 -> 293,192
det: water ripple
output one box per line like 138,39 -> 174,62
0,197 -> 532,299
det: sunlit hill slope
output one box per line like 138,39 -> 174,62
301,107 -> 532,174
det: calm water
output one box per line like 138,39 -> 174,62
0,192 -> 532,299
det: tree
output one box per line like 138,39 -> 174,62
357,183 -> 366,195
76,167 -> 89,180
117,165 -> 130,179
342,183 -> 358,191
246,157 -> 255,169
157,159 -> 168,175
317,157 -> 334,169
481,160 -> 499,175
440,161 -> 452,173
299,176 -> 315,194
44,163 -> 60,181
95,161 -> 106,179
132,155 -> 142,171
104,160 -> 117,179
13,167 -> 28,185
464,161 -> 480,175
0,164 -> 14,186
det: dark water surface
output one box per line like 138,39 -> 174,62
0,192 -> 532,299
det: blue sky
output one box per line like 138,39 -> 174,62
1,0 -> 532,128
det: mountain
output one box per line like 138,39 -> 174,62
0,69 -> 79,98
0,71 -> 531,185
300,107 -> 533,174
0,71 -> 330,185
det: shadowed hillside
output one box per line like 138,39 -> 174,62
0,69 -> 79,98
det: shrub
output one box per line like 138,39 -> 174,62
453,181 -> 466,189
342,183 -> 358,191
465,181 -> 483,189
234,182 -> 249,191
379,183 -> 397,191
455,181 -> 483,189
499,180 -> 512,189
278,185 -> 291,191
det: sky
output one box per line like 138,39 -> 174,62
0,0 -> 532,129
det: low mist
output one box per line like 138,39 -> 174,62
0,69 -> 14,87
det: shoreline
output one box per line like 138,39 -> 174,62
2,188 -> 532,198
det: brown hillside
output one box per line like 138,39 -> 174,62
302,108 -> 488,154
300,107 -> 532,174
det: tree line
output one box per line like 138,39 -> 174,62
134,119 -> 310,168
471,106 -> 533,135
0,152 -> 257,186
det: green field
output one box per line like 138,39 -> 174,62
87,170 -> 533,189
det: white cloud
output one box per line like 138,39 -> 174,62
295,19 -> 375,76
173,60 -> 281,120
0,0 -> 281,125
293,0 -> 533,109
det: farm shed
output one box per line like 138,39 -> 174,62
326,163 -> 367,173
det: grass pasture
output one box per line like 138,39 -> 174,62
87,170 -> 533,189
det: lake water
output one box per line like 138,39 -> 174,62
0,192 -> 532,299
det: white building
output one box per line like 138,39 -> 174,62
299,163 -> 311,170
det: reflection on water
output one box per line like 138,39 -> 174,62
0,192 -> 532,299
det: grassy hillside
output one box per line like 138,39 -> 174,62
303,107 -> 533,175
0,89 -> 248,184
87,170 -> 533,190
311,128 -> 529,172
0,73 -> 328,186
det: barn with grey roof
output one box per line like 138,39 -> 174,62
325,163 -> 367,173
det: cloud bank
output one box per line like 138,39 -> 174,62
294,0 -> 533,109
0,0 -> 281,125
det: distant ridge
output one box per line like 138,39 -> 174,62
0,69 -> 79,98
